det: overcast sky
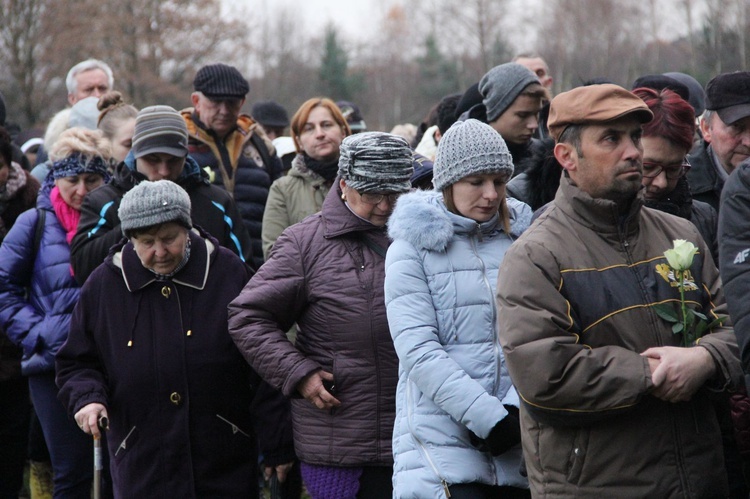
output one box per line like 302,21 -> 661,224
239,0 -> 386,41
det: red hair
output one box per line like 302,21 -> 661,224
633,87 -> 695,153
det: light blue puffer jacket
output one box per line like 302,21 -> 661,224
384,190 -> 531,497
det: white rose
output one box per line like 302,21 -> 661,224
664,239 -> 698,271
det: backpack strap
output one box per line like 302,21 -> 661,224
33,209 -> 45,258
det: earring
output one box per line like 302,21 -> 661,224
341,193 -> 347,201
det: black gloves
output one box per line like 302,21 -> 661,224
469,405 -> 522,456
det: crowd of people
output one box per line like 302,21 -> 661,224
0,52 -> 750,499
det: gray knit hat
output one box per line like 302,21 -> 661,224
68,96 -> 100,130
119,180 -> 192,236
432,119 -> 514,191
131,106 -> 188,159
479,63 -> 541,122
338,132 -> 413,193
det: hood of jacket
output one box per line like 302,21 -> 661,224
387,189 -> 531,252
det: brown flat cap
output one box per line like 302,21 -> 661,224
548,84 -> 653,142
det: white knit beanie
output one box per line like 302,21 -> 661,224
432,119 -> 514,191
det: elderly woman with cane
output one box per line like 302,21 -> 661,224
229,132 -> 413,499
56,180 -> 295,498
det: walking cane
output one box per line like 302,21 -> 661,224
93,416 -> 109,499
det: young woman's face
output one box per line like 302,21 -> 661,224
55,173 -> 105,211
109,117 -> 136,163
450,173 -> 508,222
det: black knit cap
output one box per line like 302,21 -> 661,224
193,63 -> 249,99
251,100 -> 289,128
705,71 -> 750,124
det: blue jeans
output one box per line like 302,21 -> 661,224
28,373 -> 93,499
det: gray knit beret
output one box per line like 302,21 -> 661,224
131,106 -> 188,159
119,180 -> 192,236
68,96 -> 100,130
338,132 -> 413,193
432,119 -> 514,191
479,63 -> 541,122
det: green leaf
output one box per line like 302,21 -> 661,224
695,320 -> 708,337
693,311 -> 708,321
672,322 -> 684,334
686,310 -> 696,328
653,304 -> 679,322
704,317 -> 726,331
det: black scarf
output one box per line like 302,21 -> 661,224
643,176 -> 693,220
303,153 -> 339,181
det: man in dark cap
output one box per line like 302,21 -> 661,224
336,100 -> 367,134
181,63 -> 283,268
688,71 -> 750,210
251,100 -> 289,141
497,84 -> 741,498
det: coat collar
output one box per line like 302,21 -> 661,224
114,229 -> 215,292
554,175 -> 642,236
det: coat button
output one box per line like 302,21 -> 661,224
170,392 -> 181,405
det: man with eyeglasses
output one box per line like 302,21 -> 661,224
182,63 -> 283,268
632,86 -> 719,265
688,71 -> 750,211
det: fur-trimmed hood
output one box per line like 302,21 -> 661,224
387,189 -> 531,252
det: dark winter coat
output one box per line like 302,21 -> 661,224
506,137 -> 560,211
56,228 -> 294,499
228,183 -> 397,467
70,152 -> 253,285
687,140 -> 725,211
182,111 -> 283,269
0,164 -> 39,381
0,186 -> 76,376
644,176 -> 719,266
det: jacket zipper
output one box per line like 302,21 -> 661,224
216,414 -> 251,437
406,381 -> 451,497
469,227 -> 499,483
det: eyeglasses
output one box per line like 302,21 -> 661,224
358,191 -> 402,205
642,158 -> 691,179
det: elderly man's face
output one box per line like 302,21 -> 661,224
557,116 -> 644,204
68,69 -> 109,105
192,93 -> 244,138
701,113 -> 750,175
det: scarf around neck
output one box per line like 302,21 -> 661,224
50,186 -> 81,245
303,153 -> 340,181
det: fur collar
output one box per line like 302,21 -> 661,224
388,190 -> 531,252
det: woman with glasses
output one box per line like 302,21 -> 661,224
633,87 -> 718,264
261,98 -> 350,259
229,132 -> 413,499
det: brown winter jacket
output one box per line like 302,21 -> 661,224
228,183 -> 397,467
497,176 -> 742,498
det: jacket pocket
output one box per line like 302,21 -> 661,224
216,414 -> 251,438
113,426 -> 138,464
565,427 -> 589,485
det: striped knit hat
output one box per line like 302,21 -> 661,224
131,106 -> 188,159
338,132 -> 413,193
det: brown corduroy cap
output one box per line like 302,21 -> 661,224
547,84 -> 653,142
